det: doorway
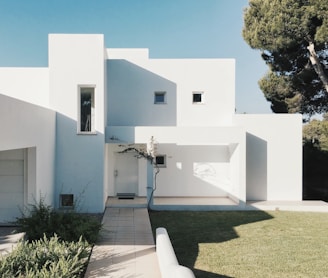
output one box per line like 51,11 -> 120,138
114,152 -> 138,196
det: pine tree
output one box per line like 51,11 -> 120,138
243,0 -> 328,118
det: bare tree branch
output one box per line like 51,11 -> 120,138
307,42 -> 328,93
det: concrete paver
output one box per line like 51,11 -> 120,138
84,207 -> 161,278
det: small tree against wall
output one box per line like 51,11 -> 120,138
118,136 -> 159,208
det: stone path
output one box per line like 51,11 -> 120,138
84,207 -> 161,277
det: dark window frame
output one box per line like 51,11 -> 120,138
192,91 -> 204,104
155,155 -> 166,167
60,194 -> 74,208
78,86 -> 96,134
154,91 -> 167,104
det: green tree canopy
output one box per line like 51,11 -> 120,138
303,114 -> 328,151
243,0 -> 328,118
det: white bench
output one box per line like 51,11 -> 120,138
156,227 -> 195,278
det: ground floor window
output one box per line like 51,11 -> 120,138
155,155 -> 166,167
60,194 -> 74,208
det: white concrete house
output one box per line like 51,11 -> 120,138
0,34 -> 302,223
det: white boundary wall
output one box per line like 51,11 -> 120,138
234,114 -> 302,201
156,227 -> 195,278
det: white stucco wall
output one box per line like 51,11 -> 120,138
234,114 -> 303,201
105,49 -> 242,202
0,34 -> 304,213
0,94 -> 56,206
107,49 -> 235,127
49,34 -> 106,131
107,126 -> 244,145
107,59 -> 177,126
106,126 -> 246,201
0,68 -> 49,107
229,143 -> 244,202
49,34 -> 106,212
154,144 -> 232,197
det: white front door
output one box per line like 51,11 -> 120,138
114,152 -> 138,195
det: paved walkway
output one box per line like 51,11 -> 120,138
0,227 -> 24,256
84,207 -> 161,278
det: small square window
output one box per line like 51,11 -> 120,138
60,194 -> 74,208
154,92 -> 166,104
155,155 -> 166,167
192,92 -> 204,104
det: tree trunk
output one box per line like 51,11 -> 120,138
307,42 -> 328,93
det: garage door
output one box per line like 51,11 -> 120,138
0,149 -> 25,224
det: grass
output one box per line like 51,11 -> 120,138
149,210 -> 328,278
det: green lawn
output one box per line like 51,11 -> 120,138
149,210 -> 328,278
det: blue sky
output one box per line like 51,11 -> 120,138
0,0 -> 271,113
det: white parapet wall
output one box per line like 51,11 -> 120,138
156,227 -> 195,278
0,67 -> 50,108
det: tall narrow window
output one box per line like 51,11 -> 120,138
79,87 -> 95,133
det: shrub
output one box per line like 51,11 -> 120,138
0,234 -> 91,278
16,199 -> 53,241
16,198 -> 102,244
49,212 -> 101,244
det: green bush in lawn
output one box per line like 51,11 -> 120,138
0,234 -> 91,278
16,198 -> 102,244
